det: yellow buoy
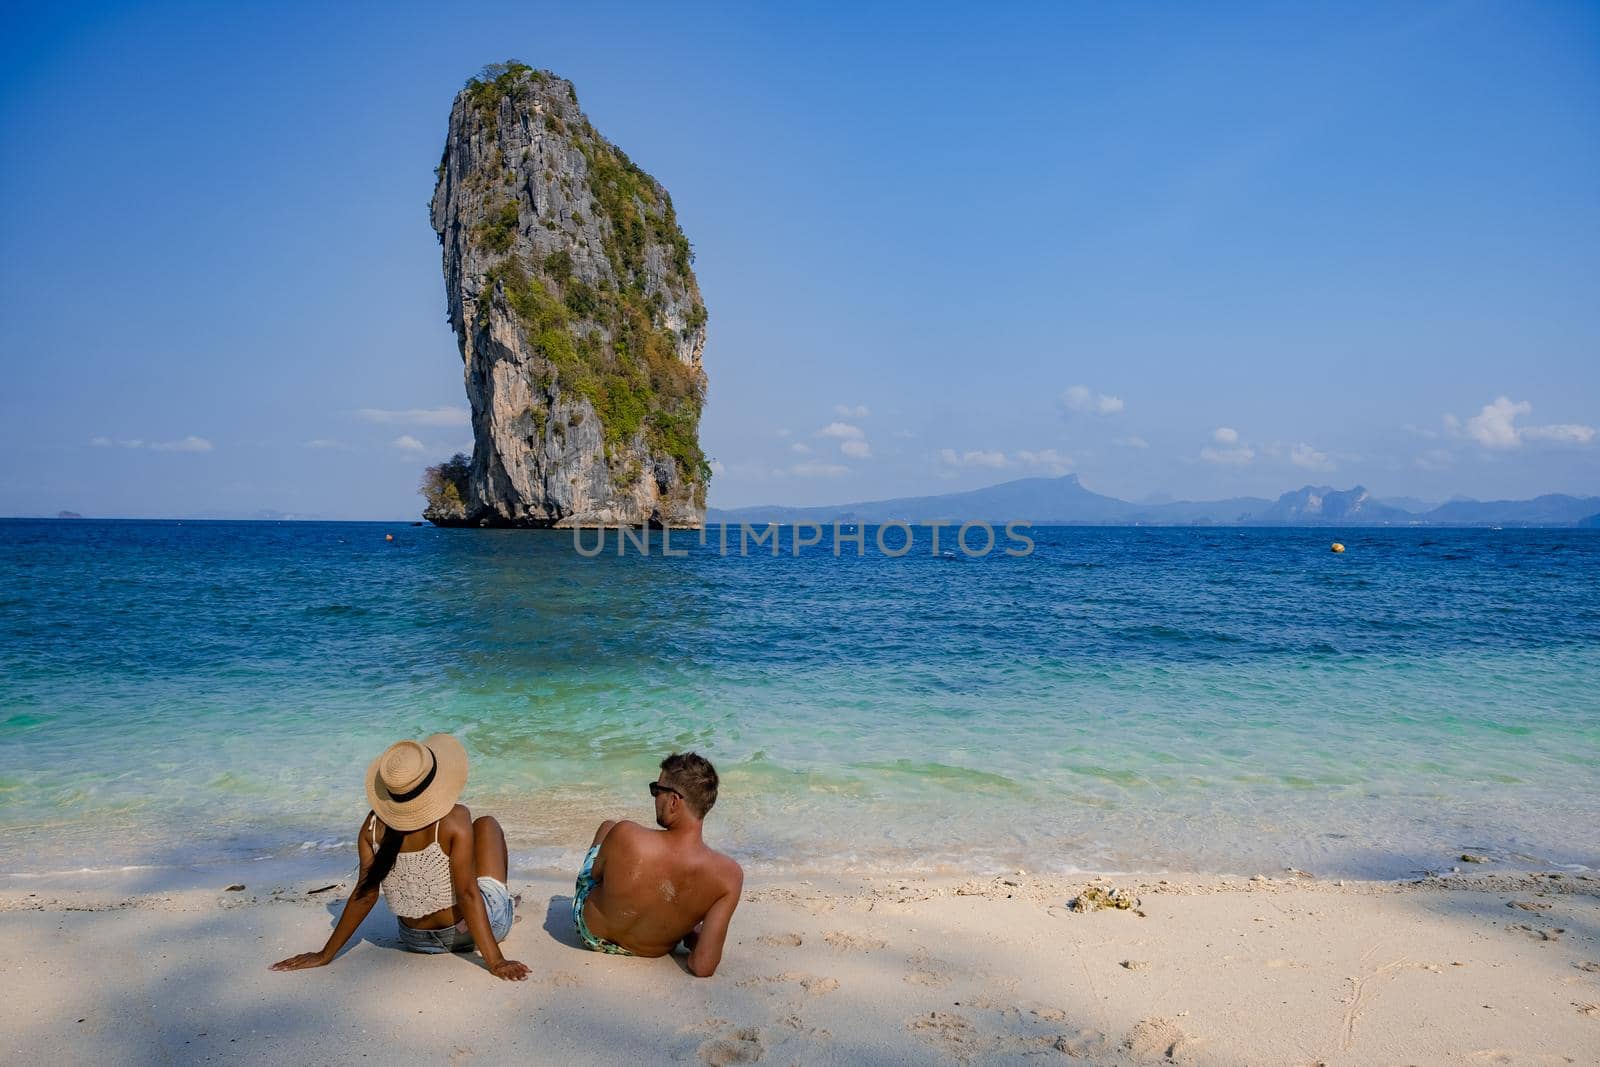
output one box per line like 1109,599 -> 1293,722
1331,542 -> 1345,553
385,533 -> 395,542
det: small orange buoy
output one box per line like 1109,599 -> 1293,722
1331,542 -> 1345,553
385,533 -> 395,542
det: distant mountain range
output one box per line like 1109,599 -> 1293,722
708,475 -> 1600,527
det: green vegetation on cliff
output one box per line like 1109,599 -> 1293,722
463,63 -> 709,486
483,256 -> 706,482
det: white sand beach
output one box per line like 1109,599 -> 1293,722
3,869 -> 1596,1065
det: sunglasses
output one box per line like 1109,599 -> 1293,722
648,782 -> 683,799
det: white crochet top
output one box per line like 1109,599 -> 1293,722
370,816 -> 455,918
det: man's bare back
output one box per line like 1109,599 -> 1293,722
574,753 -> 742,976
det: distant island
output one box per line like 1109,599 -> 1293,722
708,474 -> 1600,527
424,62 -> 709,529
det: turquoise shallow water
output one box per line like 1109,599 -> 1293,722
1,519 -> 1596,879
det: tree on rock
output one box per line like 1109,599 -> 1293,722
421,453 -> 472,523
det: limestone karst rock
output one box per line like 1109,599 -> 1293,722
427,62 -> 708,527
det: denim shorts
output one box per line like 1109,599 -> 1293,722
396,876 -> 514,953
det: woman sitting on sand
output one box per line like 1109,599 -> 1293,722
271,733 -> 529,980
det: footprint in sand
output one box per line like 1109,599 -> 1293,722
1507,900 -> 1552,912
1053,1028 -> 1112,1059
904,946 -> 953,987
905,966 -> 951,988
906,1011 -> 980,1058
1125,1016 -> 1201,1063
1575,1002 -> 1600,1018
1575,961 -> 1600,973
737,973 -> 838,997
823,931 -> 886,952
697,1027 -> 763,1065
1507,923 -> 1565,942
755,932 -> 802,947
775,1013 -> 832,1040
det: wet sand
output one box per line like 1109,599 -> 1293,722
2,868 -> 1597,1065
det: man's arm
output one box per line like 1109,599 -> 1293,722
686,867 -> 743,978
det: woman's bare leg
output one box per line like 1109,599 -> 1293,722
472,815 -> 509,882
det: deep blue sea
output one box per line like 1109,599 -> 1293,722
1,519 -> 1596,881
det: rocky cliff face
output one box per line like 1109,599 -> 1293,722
427,63 -> 708,527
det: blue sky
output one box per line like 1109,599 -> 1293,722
2,1 -> 1596,518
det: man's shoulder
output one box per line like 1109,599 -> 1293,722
601,819 -> 652,851
606,819 -> 649,839
705,846 -> 744,891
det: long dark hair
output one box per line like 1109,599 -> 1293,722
356,818 -> 404,896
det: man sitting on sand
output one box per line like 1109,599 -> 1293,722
573,752 -> 743,976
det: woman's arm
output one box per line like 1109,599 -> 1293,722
445,808 -> 528,980
271,815 -> 380,971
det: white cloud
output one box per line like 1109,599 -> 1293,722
1464,397 -> 1528,449
1016,448 -> 1072,474
150,435 -> 213,453
833,403 -> 870,418
1522,423 -> 1596,444
391,435 -> 428,453
1060,385 -> 1124,416
1198,426 -> 1252,463
358,406 -> 469,427
817,421 -> 865,440
91,435 -> 211,452
1113,435 -> 1150,449
936,447 -> 1070,474
939,448 -> 1009,469
709,459 -> 726,477
790,442 -> 812,455
1456,396 -> 1595,449
840,439 -> 872,459
789,461 -> 848,478
1289,442 -> 1334,471
303,439 -> 351,450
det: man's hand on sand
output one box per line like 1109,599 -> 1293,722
490,959 -> 530,981
270,951 -> 330,971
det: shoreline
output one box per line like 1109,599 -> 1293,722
3,868 -> 1595,1065
4,844 -> 1592,902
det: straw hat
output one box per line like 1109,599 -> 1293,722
365,734 -> 469,831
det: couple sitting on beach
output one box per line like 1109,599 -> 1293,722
270,734 -> 743,981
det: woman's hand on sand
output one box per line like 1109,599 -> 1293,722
270,951 -> 330,972
489,958 -> 529,981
